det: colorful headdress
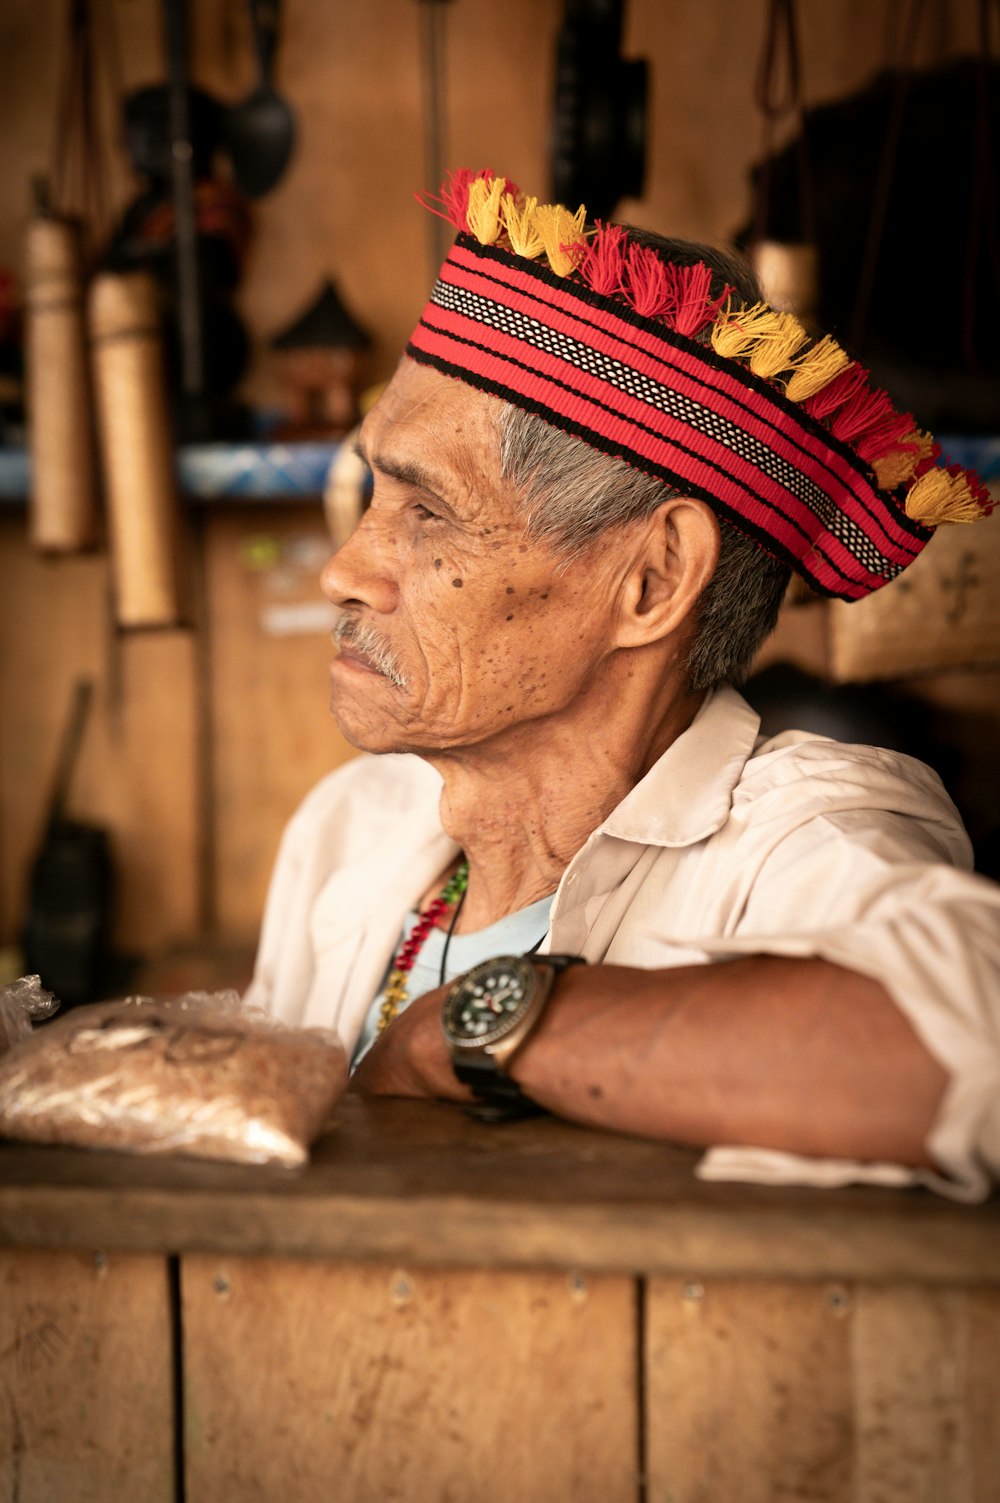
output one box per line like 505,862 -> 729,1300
405,169 -> 993,601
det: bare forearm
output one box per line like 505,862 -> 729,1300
352,956 -> 948,1168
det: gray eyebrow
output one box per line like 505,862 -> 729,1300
353,435 -> 459,516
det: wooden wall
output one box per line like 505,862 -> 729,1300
0,0 -> 992,971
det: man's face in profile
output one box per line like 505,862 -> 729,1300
320,360 -> 626,758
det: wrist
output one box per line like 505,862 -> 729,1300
441,953 -> 586,1118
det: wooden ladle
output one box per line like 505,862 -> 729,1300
225,0 -> 296,198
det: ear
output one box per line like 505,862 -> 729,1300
615,497 -> 720,649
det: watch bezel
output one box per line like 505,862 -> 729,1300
441,954 -> 541,1054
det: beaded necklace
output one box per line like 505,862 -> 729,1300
376,860 -> 470,1034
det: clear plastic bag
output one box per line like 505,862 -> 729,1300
0,974 -> 59,1054
0,990 -> 347,1167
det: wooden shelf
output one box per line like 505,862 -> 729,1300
0,439 -> 341,505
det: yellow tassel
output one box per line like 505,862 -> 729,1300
533,202 -> 587,276
711,303 -> 788,361
905,468 -> 986,526
748,313 -> 809,378
466,175 -> 507,245
502,194 -> 546,259
785,336 -> 851,401
872,429 -> 935,491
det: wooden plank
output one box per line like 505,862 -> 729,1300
965,1287 -> 1000,1501
645,1276 -> 854,1501
181,1254 -> 636,1503
853,1283 -> 1000,1503
2,1100 -> 1000,1281
0,517 -> 199,954
0,1246 -> 175,1502
645,1278 -> 1000,1503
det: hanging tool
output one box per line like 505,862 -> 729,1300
225,0 -> 297,199
22,679 -> 113,1011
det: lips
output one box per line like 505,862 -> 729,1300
332,614 -> 407,688
334,643 -> 380,675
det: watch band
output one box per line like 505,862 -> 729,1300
453,953 -> 584,1122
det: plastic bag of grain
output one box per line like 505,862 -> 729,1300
0,991 -> 347,1167
0,974 -> 59,1054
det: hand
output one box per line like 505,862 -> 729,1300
350,984 -> 471,1101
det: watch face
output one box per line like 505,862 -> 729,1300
442,955 -> 537,1048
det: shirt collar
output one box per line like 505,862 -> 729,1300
599,686 -> 762,848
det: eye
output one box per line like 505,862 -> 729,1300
411,500 -> 439,521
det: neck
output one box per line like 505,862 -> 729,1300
426,656 -> 704,931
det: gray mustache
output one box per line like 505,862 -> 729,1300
333,615 -> 408,689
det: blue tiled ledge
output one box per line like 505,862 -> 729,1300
0,440 -> 341,503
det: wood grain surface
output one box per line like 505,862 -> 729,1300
645,1277 -> 1000,1503
0,1247 -> 175,1503
181,1254 -> 636,1503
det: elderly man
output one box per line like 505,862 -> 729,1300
248,171 -> 1000,1199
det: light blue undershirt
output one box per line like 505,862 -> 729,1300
351,894 -> 554,1071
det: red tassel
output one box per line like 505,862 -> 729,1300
416,168 -> 519,234
579,223 -> 628,296
802,363 -> 868,422
623,242 -> 674,317
914,440 -> 943,478
416,168 -> 477,230
827,384 -> 898,448
670,263 -> 730,337
855,409 -> 920,464
946,463 -> 995,516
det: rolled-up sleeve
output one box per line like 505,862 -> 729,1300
634,742 -> 1000,1199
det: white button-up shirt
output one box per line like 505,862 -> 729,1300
247,688 -> 1000,1200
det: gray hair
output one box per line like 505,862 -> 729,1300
494,233 -> 790,692
496,408 -> 788,690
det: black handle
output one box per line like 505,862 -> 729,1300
46,679 -> 94,828
249,0 -> 280,86
163,0 -> 204,401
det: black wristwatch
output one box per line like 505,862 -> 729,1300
440,953 -> 585,1121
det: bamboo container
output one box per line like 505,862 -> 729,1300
89,272 -> 183,628
24,214 -> 100,552
749,240 -> 819,322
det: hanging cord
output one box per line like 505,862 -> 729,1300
848,0 -> 925,351
49,0 -> 120,265
961,0 -> 1000,370
752,0 -> 815,249
418,0 -> 453,283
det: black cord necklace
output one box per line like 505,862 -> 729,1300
438,878 -> 549,985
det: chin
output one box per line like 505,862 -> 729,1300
329,694 -> 415,757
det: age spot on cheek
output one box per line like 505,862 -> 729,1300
434,559 -> 443,569
452,578 -> 463,588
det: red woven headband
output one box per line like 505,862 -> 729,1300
406,170 -> 992,601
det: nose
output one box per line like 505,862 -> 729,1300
321,510 -> 398,614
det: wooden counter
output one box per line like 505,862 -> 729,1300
2,1097 -> 998,1501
